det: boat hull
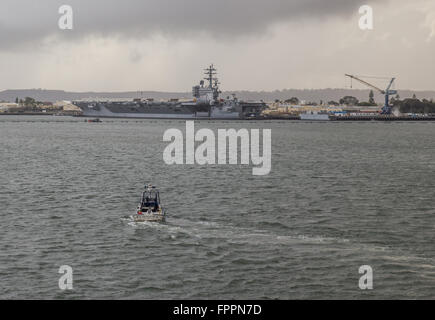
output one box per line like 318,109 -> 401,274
73,101 -> 266,120
300,113 -> 330,121
133,213 -> 165,223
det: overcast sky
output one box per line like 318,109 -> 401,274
0,0 -> 434,92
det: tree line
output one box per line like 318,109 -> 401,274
277,91 -> 435,114
278,90 -> 378,107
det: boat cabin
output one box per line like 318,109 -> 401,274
140,186 -> 161,212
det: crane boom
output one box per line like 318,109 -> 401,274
345,74 -> 385,94
385,77 -> 396,92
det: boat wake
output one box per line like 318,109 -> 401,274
121,214 -> 350,245
120,214 -> 435,282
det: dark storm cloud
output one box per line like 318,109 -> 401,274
0,0 -> 385,48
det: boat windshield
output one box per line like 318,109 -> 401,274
142,190 -> 159,206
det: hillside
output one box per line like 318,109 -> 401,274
1,88 -> 434,104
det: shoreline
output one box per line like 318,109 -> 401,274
2,113 -> 435,121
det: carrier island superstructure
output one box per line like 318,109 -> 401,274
73,65 -> 266,119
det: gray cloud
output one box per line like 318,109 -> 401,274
0,0 -> 385,49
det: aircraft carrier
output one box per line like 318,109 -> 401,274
73,65 -> 266,119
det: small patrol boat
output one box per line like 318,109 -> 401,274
87,118 -> 102,123
134,185 -> 165,222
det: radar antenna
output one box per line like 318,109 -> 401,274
204,64 -> 218,89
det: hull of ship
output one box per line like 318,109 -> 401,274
77,104 -> 243,119
82,109 -> 198,119
300,114 -> 330,121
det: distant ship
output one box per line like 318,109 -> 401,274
300,111 -> 330,121
73,65 -> 266,119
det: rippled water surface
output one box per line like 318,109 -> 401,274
0,116 -> 434,299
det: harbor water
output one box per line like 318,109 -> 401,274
0,116 -> 434,299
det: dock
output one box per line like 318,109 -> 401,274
329,115 -> 435,121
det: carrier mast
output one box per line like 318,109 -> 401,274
204,64 -> 218,88
203,64 -> 221,100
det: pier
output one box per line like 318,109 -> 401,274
329,115 -> 435,121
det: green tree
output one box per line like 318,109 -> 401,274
369,90 -> 375,104
24,97 -> 36,106
15,97 -> 18,104
397,98 -> 435,114
284,97 -> 299,105
339,96 -> 359,106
